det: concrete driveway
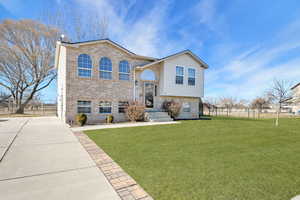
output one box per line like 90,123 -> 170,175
0,117 -> 120,200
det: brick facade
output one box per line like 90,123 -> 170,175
57,40 -> 202,124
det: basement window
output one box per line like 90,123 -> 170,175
118,101 -> 129,113
183,102 -> 191,112
77,101 -> 91,113
99,101 -> 112,114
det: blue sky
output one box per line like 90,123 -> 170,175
1,0 -> 300,103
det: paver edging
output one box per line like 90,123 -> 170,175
73,131 -> 154,200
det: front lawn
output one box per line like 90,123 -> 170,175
85,117 -> 300,200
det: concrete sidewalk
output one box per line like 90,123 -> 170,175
0,117 -> 120,200
71,121 -> 180,131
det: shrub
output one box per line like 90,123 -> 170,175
76,113 -> 87,126
126,101 -> 145,122
106,115 -> 114,123
162,100 -> 181,119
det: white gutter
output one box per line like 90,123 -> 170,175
54,41 -> 61,69
133,67 -> 136,101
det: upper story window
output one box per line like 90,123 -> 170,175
78,54 -> 92,78
119,60 -> 130,80
77,100 -> 91,114
188,68 -> 196,86
99,57 -> 112,80
176,66 -> 184,84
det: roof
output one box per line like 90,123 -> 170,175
291,82 -> 300,90
62,39 -> 135,56
55,39 -> 209,69
57,38 -> 157,64
136,50 -> 209,69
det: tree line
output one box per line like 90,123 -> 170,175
204,79 -> 296,126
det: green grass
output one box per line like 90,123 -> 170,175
85,117 -> 300,200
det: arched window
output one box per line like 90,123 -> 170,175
119,60 -> 130,80
140,69 -> 156,81
99,57 -> 112,80
78,54 -> 92,77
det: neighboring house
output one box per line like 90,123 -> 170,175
55,39 -> 208,124
291,82 -> 300,114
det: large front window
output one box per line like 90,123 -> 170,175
119,60 -> 130,80
176,66 -> 184,84
78,54 -> 92,78
99,57 -> 112,80
77,101 -> 91,113
188,68 -> 196,86
99,101 -> 112,114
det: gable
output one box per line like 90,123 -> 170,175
137,50 -> 208,70
164,53 -> 203,70
292,82 -> 300,90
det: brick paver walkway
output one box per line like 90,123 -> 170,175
74,131 -> 154,200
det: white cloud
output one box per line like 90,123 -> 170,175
205,19 -> 300,99
74,0 -> 174,57
193,0 -> 227,36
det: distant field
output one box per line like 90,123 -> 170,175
86,117 -> 300,200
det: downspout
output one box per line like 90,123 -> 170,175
133,67 -> 136,101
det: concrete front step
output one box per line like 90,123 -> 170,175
147,113 -> 170,118
150,118 -> 173,122
145,111 -> 173,122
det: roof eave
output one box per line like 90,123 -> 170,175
60,39 -> 157,61
291,82 -> 300,90
137,50 -> 209,70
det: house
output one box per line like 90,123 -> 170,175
291,82 -> 300,114
55,39 -> 208,124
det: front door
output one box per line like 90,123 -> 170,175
144,82 -> 154,108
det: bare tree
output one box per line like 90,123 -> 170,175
42,4 -> 109,42
203,97 -> 218,116
0,19 -> 60,114
267,79 -> 292,112
266,79 -> 293,126
251,97 -> 269,118
235,99 -> 249,110
218,97 -> 236,112
0,91 -> 11,104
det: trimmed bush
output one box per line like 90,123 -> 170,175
126,101 -> 145,122
106,115 -> 114,123
76,113 -> 87,126
162,100 -> 181,119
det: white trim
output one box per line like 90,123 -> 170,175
99,101 -> 112,114
144,82 -> 155,108
188,67 -> 196,86
175,66 -> 184,85
133,68 -> 136,101
77,54 -> 93,78
99,69 -> 112,80
77,100 -> 92,114
136,50 -> 209,70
